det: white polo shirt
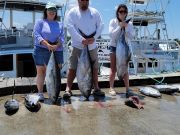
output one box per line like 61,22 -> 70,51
66,7 -> 104,50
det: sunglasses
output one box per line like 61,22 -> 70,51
80,0 -> 89,1
118,10 -> 127,14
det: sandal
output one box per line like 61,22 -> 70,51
109,88 -> 116,96
63,90 -> 72,99
93,88 -> 105,97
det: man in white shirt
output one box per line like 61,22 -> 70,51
63,0 -> 105,99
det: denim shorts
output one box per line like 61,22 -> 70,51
69,47 -> 98,70
109,46 -> 116,54
33,46 -> 63,66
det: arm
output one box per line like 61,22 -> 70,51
86,10 -> 104,45
93,11 -> 104,39
57,23 -> 65,46
109,19 -> 121,43
66,10 -> 84,44
33,20 -> 44,44
33,20 -> 52,48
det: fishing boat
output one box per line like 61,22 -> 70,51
98,0 -> 180,78
0,0 -> 66,77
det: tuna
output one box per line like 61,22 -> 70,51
45,52 -> 61,104
24,94 -> 41,111
116,28 -> 131,80
4,99 -> 19,114
139,86 -> 161,98
170,84 -> 180,93
4,80 -> 19,115
152,84 -> 179,94
76,46 -> 93,99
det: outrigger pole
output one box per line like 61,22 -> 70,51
0,0 -> 7,30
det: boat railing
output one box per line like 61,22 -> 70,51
129,39 -> 180,74
0,28 -> 33,49
62,37 -> 180,66
131,39 -> 179,49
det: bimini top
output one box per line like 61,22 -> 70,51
129,10 -> 164,25
0,0 -> 63,11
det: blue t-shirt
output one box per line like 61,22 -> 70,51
33,19 -> 64,51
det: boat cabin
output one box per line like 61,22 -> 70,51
0,0 -> 64,77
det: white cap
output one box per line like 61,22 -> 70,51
45,2 -> 57,9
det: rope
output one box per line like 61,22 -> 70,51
139,58 -> 165,84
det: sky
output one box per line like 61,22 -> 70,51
89,0 -> 180,40
0,0 -> 179,39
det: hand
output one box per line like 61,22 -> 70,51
46,44 -> 54,51
52,41 -> 61,51
119,21 -> 128,28
82,39 -> 89,46
51,45 -> 60,51
87,37 -> 95,44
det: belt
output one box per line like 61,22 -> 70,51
48,41 -> 58,45
78,29 -> 96,38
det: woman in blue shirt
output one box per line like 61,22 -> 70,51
33,2 -> 64,101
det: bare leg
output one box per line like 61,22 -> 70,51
123,72 -> 129,91
93,68 -> 99,90
58,64 -> 62,69
92,67 -> 105,96
66,68 -> 76,91
109,53 -> 116,89
36,65 -> 46,93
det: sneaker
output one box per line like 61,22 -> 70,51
109,88 -> 116,96
63,90 -> 72,99
93,89 -> 105,97
37,93 -> 44,101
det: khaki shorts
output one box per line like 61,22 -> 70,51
68,47 -> 99,70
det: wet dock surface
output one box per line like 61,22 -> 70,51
0,87 -> 180,135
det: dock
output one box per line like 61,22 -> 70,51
0,72 -> 180,96
0,87 -> 180,135
0,73 -> 180,135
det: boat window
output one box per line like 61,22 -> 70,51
148,62 -> 152,67
129,62 -> 134,68
35,12 -> 43,22
148,62 -> 158,67
0,55 -> 13,71
17,54 -> 36,77
148,58 -> 158,67
138,63 -> 144,68
13,11 -> 33,29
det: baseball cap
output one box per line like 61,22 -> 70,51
45,2 -> 57,10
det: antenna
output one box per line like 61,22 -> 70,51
0,0 -> 7,30
12,79 -> 15,100
62,0 -> 69,24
